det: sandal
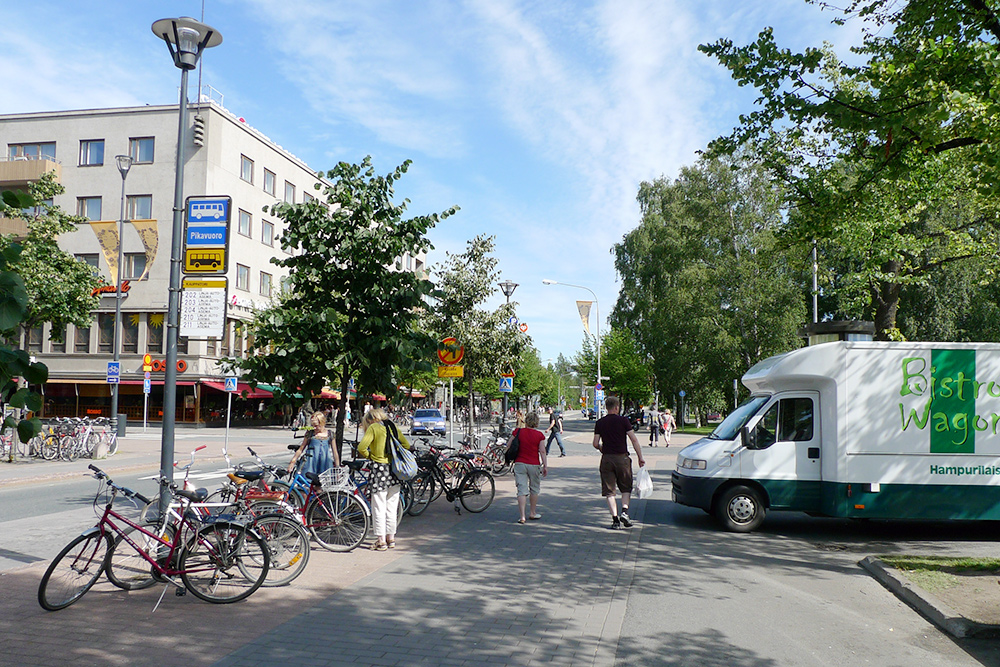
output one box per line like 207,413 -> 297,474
371,541 -> 388,551
517,518 -> 526,524
529,514 -> 542,520
386,540 -> 396,549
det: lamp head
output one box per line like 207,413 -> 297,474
542,279 -> 557,285
115,155 -> 133,178
152,17 -> 223,70
498,279 -> 519,298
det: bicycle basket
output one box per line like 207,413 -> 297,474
318,466 -> 351,491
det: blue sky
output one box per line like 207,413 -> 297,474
2,0 -> 862,367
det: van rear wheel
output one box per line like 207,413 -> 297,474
715,485 -> 765,532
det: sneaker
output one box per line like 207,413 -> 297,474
619,511 -> 633,528
610,518 -> 622,530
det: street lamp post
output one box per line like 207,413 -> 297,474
110,155 -> 132,438
498,280 -> 518,427
151,17 -> 222,512
542,279 -> 602,419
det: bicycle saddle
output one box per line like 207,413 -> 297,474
343,460 -> 366,471
174,487 -> 209,502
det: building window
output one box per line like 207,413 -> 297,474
207,338 -> 217,356
75,253 -> 100,276
147,313 -> 164,353
123,314 -> 139,354
77,197 -> 102,221
98,313 -> 114,353
260,272 -> 272,297
304,192 -> 314,204
74,326 -> 90,353
234,322 -> 244,358
280,276 -> 291,293
129,137 -> 155,163
264,169 -> 276,196
178,336 -> 188,355
238,209 -> 251,237
406,254 -> 413,270
9,142 -> 56,160
236,264 -> 250,290
126,195 -> 152,220
25,326 -> 42,353
241,155 -> 254,183
261,220 -> 274,246
124,253 -> 147,280
79,139 -> 104,166
284,181 -> 295,204
51,325 -> 66,353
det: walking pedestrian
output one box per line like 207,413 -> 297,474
592,395 -> 645,529
648,405 -> 660,447
546,408 -> 566,457
662,408 -> 677,447
288,411 -> 339,476
508,412 -> 547,523
357,408 -> 412,551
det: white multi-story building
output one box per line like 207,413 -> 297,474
0,101 -> 426,425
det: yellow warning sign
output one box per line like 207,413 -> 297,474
438,365 -> 464,378
185,248 -> 225,273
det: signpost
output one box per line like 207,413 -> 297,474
438,337 -> 464,449
224,376 -> 238,453
106,361 -> 120,385
183,196 -> 231,275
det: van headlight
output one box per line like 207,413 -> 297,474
678,457 -> 706,470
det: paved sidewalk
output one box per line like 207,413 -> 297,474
1,417 -> 688,667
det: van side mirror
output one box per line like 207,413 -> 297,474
741,426 -> 751,449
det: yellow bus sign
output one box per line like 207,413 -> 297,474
185,248 -> 226,273
438,365 -> 464,378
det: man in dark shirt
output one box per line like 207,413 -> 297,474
592,396 -> 645,529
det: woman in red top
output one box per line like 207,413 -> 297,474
507,412 -> 548,523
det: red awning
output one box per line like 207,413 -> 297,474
315,389 -> 341,399
370,393 -> 387,401
202,381 -> 273,398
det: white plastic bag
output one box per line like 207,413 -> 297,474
636,466 -> 653,499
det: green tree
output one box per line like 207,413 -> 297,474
602,327 -> 652,409
612,155 -> 805,414
0,189 -> 50,441
700,1 -> 1000,337
426,235 -> 528,433
225,157 -> 457,449
0,171 -> 101,336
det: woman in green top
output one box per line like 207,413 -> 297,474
357,407 -> 412,551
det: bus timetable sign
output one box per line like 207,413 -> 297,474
183,196 -> 231,275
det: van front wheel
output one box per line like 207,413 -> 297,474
715,485 -> 765,532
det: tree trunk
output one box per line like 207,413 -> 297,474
871,265 -> 901,340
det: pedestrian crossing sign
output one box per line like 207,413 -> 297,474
499,377 -> 513,393
225,376 -> 238,392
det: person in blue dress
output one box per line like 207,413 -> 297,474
288,411 -> 339,475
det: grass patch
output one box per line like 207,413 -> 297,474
677,426 -> 715,436
879,555 -> 1000,594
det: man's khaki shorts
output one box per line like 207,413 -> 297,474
600,453 -> 633,496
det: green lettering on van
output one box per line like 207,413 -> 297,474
931,349 -> 975,453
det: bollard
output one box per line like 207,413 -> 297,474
116,414 -> 127,437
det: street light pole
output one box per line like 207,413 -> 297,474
498,279 -> 518,428
110,155 -> 132,437
542,279 -> 602,419
151,17 -> 222,513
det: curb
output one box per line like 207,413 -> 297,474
859,555 -> 1000,639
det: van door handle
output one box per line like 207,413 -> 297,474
807,447 -> 820,459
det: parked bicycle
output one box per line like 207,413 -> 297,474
38,465 -> 270,611
407,447 -> 495,517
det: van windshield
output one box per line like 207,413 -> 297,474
707,396 -> 769,441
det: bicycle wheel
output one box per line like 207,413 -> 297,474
459,469 -> 495,513
398,480 -> 412,521
106,521 -> 169,591
107,432 -> 119,457
306,491 -> 369,552
179,522 -> 269,603
60,435 -> 78,462
488,447 -> 509,474
42,434 -> 59,460
440,457 -> 469,490
407,472 -> 435,517
38,529 -> 112,611
249,513 -> 310,587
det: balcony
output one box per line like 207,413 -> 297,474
0,156 -> 61,191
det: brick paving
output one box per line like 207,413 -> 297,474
0,420 -> 675,667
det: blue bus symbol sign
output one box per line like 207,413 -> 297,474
187,198 -> 229,222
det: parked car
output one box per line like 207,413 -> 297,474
410,408 -> 446,435
707,411 -> 723,422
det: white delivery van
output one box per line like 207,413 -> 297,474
672,342 -> 1000,531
